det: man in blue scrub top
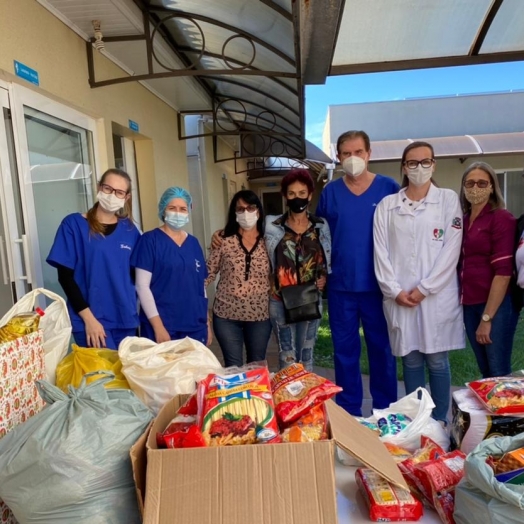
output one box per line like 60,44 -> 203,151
316,130 -> 399,416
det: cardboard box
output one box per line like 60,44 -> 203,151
131,395 -> 407,524
450,388 -> 524,455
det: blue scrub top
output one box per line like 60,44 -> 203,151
46,213 -> 141,332
130,228 -> 208,334
316,175 -> 399,293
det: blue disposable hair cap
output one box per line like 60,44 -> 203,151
158,186 -> 193,221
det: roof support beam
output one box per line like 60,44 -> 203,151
299,0 -> 345,84
470,0 -> 504,56
330,50 -> 524,76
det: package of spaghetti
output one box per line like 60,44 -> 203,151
271,363 -> 342,424
197,364 -> 279,445
468,376 -> 524,414
356,468 -> 423,522
281,404 -> 328,443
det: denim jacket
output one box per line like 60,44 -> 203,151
264,212 -> 332,274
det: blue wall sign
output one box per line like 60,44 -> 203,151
129,120 -> 139,132
14,61 -> 39,86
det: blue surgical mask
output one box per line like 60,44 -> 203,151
165,211 -> 189,230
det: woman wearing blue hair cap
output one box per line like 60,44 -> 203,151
131,186 -> 211,345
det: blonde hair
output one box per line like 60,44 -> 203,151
87,168 -> 133,235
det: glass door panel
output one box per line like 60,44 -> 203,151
21,106 -> 95,299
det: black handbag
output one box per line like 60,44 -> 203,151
280,281 -> 321,324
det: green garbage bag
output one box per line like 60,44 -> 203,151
0,371 -> 153,523
454,434 -> 524,524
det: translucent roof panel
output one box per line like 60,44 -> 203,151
472,132 -> 524,154
333,0 -> 492,66
369,140 -> 411,162
481,0 -> 524,53
152,0 -> 296,58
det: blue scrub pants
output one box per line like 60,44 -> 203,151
328,289 -> 398,416
72,328 -> 137,350
140,321 -> 207,345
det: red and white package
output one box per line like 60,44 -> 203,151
355,468 -> 423,522
412,450 -> 466,524
156,414 -> 207,449
468,376 -> 524,414
198,364 -> 279,445
271,363 -> 342,424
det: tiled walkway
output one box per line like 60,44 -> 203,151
209,333 -> 462,419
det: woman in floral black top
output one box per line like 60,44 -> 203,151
265,169 -> 332,371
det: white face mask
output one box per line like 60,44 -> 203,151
97,191 -> 124,214
236,210 -> 258,230
407,166 -> 433,187
342,156 -> 366,177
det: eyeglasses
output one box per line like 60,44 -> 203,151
100,183 -> 128,199
464,180 -> 491,189
235,204 -> 258,213
403,158 -> 435,169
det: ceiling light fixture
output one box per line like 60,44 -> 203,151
92,20 -> 105,51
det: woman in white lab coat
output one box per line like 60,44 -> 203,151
373,141 -> 465,424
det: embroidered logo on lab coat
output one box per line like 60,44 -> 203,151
120,244 -> 131,250
432,228 -> 444,241
451,217 -> 462,230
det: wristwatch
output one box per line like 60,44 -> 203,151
481,313 -> 492,322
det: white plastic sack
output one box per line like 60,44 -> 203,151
0,288 -> 71,384
338,387 -> 449,465
374,387 -> 449,452
375,387 -> 449,452
119,336 -> 222,413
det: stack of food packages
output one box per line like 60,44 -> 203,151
467,375 -> 524,416
353,409 -> 466,524
156,362 -> 342,449
356,435 -> 465,524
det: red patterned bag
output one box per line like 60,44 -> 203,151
0,331 -> 46,523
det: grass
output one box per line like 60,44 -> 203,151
314,300 -> 524,387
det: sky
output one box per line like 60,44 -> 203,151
305,61 -> 524,152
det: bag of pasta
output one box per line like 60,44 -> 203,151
198,363 -> 279,446
271,363 -> 342,424
281,404 -> 329,443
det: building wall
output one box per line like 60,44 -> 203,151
326,91 -> 524,143
0,0 -> 188,232
370,154 -> 524,194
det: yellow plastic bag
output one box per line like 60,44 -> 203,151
56,345 -> 130,392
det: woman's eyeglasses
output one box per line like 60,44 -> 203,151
464,180 -> 491,189
100,183 -> 128,199
403,158 -> 435,169
235,204 -> 258,213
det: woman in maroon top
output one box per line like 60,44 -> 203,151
458,161 -> 518,378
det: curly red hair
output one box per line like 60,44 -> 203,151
280,168 -> 315,196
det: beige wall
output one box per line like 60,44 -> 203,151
203,136 -> 249,234
0,0 -> 188,232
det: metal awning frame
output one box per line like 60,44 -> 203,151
86,0 -> 306,162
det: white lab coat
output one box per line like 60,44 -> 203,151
373,184 -> 465,357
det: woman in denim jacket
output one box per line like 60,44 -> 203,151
265,169 -> 331,371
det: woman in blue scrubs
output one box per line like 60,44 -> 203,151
132,187 -> 210,345
47,168 -> 141,349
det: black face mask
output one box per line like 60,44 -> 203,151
287,197 -> 309,214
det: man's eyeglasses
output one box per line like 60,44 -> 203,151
403,158 -> 435,169
235,204 -> 258,213
100,183 -> 128,199
464,180 -> 491,189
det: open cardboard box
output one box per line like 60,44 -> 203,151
131,395 -> 407,524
